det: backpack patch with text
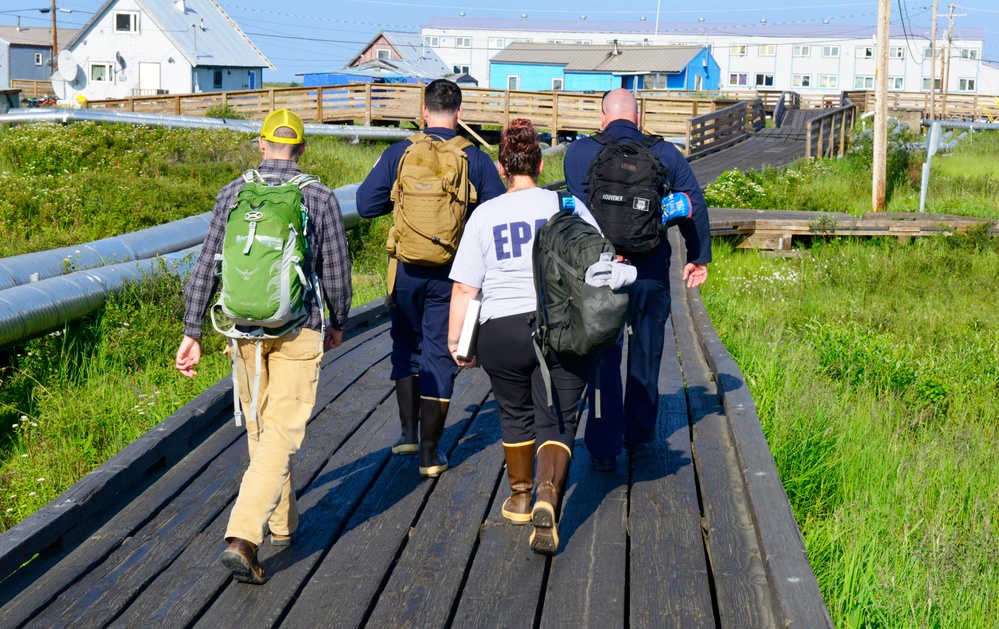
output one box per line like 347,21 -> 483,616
584,131 -> 670,257
214,170 -> 317,330
533,205 -> 629,359
387,133 -> 478,266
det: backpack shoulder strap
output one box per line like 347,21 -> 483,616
288,173 -> 318,189
640,134 -> 663,148
592,130 -> 614,146
444,135 -> 473,153
242,169 -> 265,184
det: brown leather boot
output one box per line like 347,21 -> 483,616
529,440 -> 572,555
418,398 -> 449,477
391,375 -> 420,455
221,537 -> 268,584
501,440 -> 535,525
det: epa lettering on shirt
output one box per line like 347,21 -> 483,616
493,219 -> 548,260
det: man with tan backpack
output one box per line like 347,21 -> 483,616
357,79 -> 505,477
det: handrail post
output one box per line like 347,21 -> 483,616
806,123 -> 813,159
174,95 -> 181,115
317,86 -> 324,123
364,84 -> 372,126
268,89 -> 275,113
552,92 -> 559,139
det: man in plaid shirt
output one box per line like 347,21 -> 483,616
175,109 -> 351,584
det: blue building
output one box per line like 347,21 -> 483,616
301,31 -> 452,87
489,42 -> 719,93
0,25 -> 77,87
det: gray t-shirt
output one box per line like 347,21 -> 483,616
450,187 -> 560,322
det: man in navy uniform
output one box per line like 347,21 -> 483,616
563,88 -> 711,470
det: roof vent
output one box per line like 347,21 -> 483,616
175,0 -> 186,13
612,39 -> 620,56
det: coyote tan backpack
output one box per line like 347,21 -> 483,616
387,132 -> 477,267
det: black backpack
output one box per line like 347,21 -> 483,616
532,206 -> 629,360
584,131 -> 670,257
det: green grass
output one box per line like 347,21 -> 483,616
699,130 -> 999,627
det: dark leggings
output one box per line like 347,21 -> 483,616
477,313 -> 592,449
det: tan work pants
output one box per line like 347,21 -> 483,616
225,327 -> 323,546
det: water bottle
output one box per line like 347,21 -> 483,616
661,191 -> 692,228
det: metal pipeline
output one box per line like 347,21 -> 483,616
0,142 -> 561,348
0,108 -> 415,141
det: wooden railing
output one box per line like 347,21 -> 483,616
805,100 -> 858,159
685,100 -> 763,159
83,83 -> 734,138
11,80 -> 53,98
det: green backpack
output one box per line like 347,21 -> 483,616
210,170 -> 320,428
213,170 -> 318,332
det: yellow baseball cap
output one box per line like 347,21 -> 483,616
260,109 -> 305,144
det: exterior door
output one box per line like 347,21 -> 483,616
138,62 -> 161,94
249,71 -> 256,90
695,74 -> 704,91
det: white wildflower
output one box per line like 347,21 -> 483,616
28,492 -> 36,497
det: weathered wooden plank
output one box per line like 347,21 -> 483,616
686,287 -> 833,628
144,366 -> 402,629
449,461 -> 548,628
278,366 -> 494,629
628,238 -> 714,628
362,397 -> 504,628
671,277 -> 775,629
539,410 -> 628,629
18,337 -> 393,629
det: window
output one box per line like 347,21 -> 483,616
818,75 -> 838,89
730,44 -> 747,57
886,46 -> 904,59
923,47 -> 942,59
114,11 -> 139,32
889,76 -> 904,90
213,70 -> 222,89
376,48 -> 391,60
452,65 -> 469,74
921,77 -> 942,90
758,44 -> 776,56
507,75 -> 520,90
961,48 -> 979,60
455,37 -> 471,48
34,52 -> 43,66
513,38 -> 532,43
90,63 -> 113,82
424,36 -> 439,47
857,46 -> 874,59
822,46 -> 840,58
489,38 -> 505,48
552,78 -> 563,91
548,39 -> 565,44
959,78 -> 976,92
793,45 -> 811,57
854,75 -> 875,89
572,40 -> 591,45
729,73 -> 748,86
791,74 -> 811,88
755,73 -> 774,87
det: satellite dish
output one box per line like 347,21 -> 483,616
57,50 -> 78,82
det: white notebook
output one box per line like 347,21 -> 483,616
456,298 -> 481,362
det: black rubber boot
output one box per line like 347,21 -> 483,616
391,375 -> 420,455
418,398 -> 449,477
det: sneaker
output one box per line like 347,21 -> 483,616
590,456 -> 617,472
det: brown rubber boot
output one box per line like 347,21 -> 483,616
529,440 -> 572,555
501,440 -> 536,525
391,375 -> 420,455
418,398 -> 449,477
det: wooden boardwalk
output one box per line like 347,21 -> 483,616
0,238 -> 830,628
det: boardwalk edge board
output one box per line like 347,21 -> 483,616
0,301 -> 389,583
685,286 -> 834,628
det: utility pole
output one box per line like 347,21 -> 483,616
873,0 -> 890,212
941,4 -> 965,119
929,0 -> 938,120
51,0 -> 58,73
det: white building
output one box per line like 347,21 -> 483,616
57,0 -> 272,102
420,17 -> 992,97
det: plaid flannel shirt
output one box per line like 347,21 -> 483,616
182,159 -> 352,339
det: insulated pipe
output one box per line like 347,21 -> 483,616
0,109 -> 415,141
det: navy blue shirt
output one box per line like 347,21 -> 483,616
563,119 -> 711,279
356,127 -> 506,220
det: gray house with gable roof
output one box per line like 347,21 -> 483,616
58,0 -> 272,102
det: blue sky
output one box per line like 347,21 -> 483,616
3,1 -> 998,82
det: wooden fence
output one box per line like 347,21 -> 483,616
805,100 -> 859,159
10,80 -> 53,98
82,83 -> 735,139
